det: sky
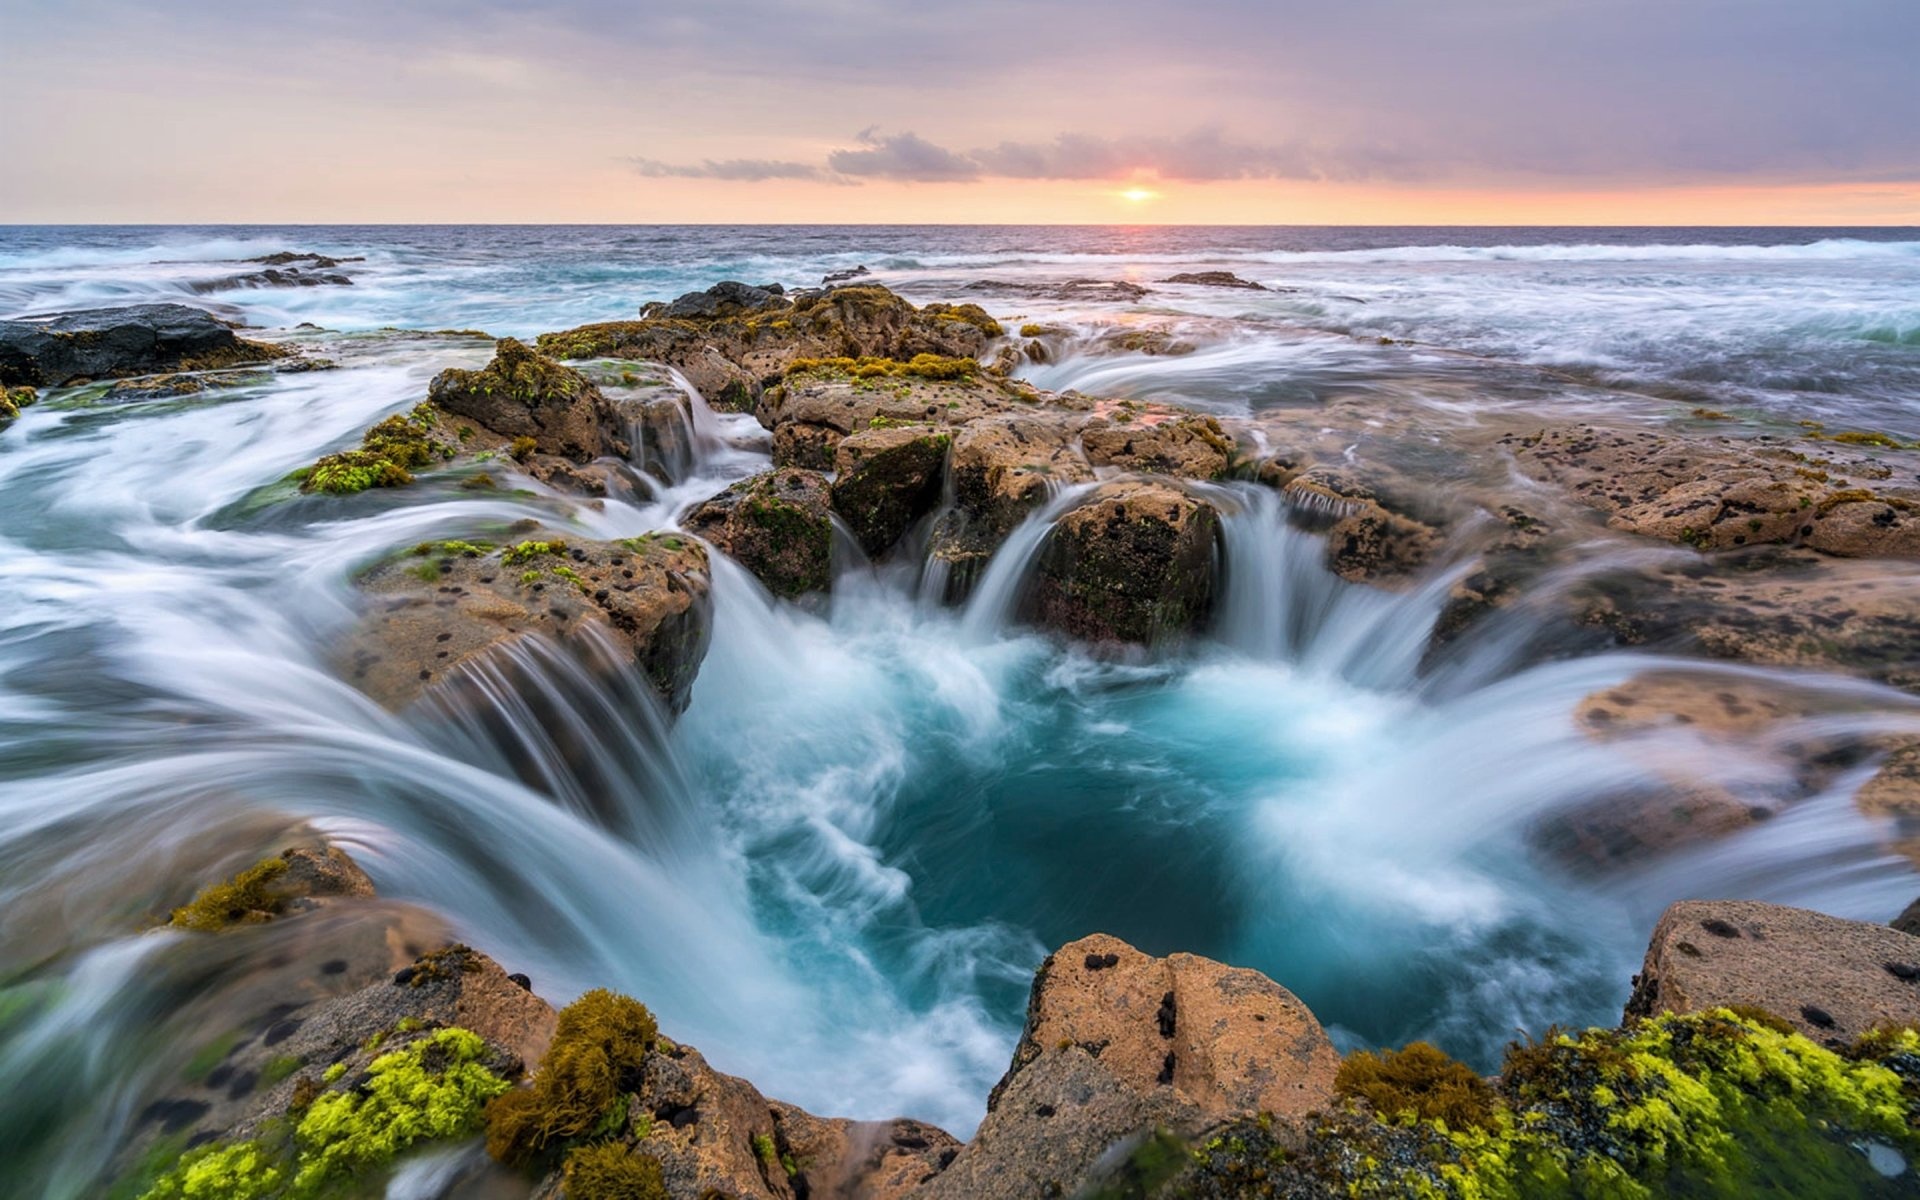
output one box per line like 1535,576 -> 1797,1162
4,0 -> 1918,224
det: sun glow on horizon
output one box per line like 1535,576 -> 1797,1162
1118,185 -> 1161,205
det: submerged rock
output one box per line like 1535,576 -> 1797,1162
342,532 -> 711,711
0,303 -> 284,387
685,468 -> 835,598
921,933 -> 1338,1200
1157,270 -> 1269,290
1028,481 -> 1220,645
1626,899 -> 1920,1045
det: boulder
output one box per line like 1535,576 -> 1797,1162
1028,481 -> 1219,645
830,426 -> 952,557
648,280 -> 789,320
760,364 -> 1016,470
921,933 -> 1339,1200
1625,899 -> 1920,1046
0,303 -> 284,387
770,1103 -> 959,1200
341,532 -> 711,711
428,338 -> 628,464
684,468 -> 835,597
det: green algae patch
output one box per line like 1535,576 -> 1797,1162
136,1027 -> 510,1200
1335,1041 -> 1498,1132
786,353 -> 978,382
168,857 -> 290,932
485,988 -> 658,1168
301,403 -> 451,495
1178,1009 -> 1920,1199
502,538 -> 568,566
563,1140 -> 669,1199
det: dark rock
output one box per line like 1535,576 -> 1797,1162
685,468 -> 834,598
0,304 -> 283,387
830,425 -> 952,557
1158,271 -> 1268,291
1028,481 -> 1220,645
1895,897 -> 1920,937
428,338 -> 629,464
962,278 -> 1151,302
822,265 -> 871,284
649,281 -> 792,321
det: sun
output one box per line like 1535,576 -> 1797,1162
1119,186 -> 1160,204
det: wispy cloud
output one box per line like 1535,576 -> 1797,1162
631,157 -> 825,181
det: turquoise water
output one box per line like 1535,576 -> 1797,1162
1,226 -> 1919,1196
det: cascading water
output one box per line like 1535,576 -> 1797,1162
4,225 -> 1920,1198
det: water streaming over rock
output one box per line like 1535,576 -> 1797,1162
3,225 -> 1920,1196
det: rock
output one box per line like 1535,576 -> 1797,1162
538,285 -> 1002,407
1324,505 -> 1441,582
1092,326 -> 1198,357
760,364 -> 1018,471
770,1104 -> 959,1200
926,412 -> 1097,597
0,303 -> 284,387
1028,482 -> 1219,645
830,425 -> 952,557
1859,742 -> 1920,818
1158,271 -> 1268,290
428,338 -> 629,464
1894,896 -> 1920,937
684,468 -> 835,597
1509,424 -> 1920,558
649,280 -> 790,320
962,278 -> 1151,303
1625,900 -> 1920,1045
342,532 -> 711,711
822,265 -> 871,284
921,933 -> 1338,1200
1080,412 -> 1234,479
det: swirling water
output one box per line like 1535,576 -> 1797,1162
2,225 -> 1919,1196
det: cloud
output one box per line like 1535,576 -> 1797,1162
636,127 -> 1417,185
826,130 -> 981,183
631,157 -> 825,181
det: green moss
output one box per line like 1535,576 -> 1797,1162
786,353 -> 977,382
552,564 -> 589,593
321,1062 -> 346,1085
398,944 -> 481,988
138,1028 -> 508,1200
1830,430 -> 1907,449
485,989 -> 659,1168
562,1141 -> 668,1200
411,539 -> 492,558
301,403 -> 448,496
510,435 -> 537,461
1019,323 -> 1061,338
1180,1009 -> 1918,1199
1335,1041 -> 1499,1132
753,1132 -> 776,1163
169,857 -> 290,932
503,539 -> 568,565
261,1055 -> 304,1087
925,302 -> 1006,337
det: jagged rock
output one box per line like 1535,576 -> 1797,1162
537,285 -> 1003,407
0,303 -> 284,387
1028,482 -> 1219,645
342,532 -> 711,710
685,468 -> 834,597
1080,412 -> 1234,479
921,933 -> 1338,1200
648,280 -> 789,320
1158,271 -> 1269,290
771,1103 -> 959,1200
1509,424 -> 1920,558
759,366 -> 1019,470
428,338 -> 629,464
1625,899 -> 1920,1046
925,412 -> 1098,598
822,265 -> 871,284
830,425 -> 952,557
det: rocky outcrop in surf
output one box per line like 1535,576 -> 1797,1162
0,303 -> 287,387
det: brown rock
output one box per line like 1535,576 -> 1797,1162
684,468 -> 835,597
831,425 -> 952,558
341,532 -> 711,711
428,338 -> 628,464
1624,900 -> 1920,1045
1028,481 -> 1219,645
770,1104 -> 959,1200
1080,412 -> 1234,479
923,934 -> 1338,1200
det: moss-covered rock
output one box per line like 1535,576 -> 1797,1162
298,402 -> 452,495
167,846 -> 373,932
684,468 -> 834,598
830,426 -> 951,557
0,383 -> 38,430
1080,412 -> 1235,480
1028,481 -> 1220,645
342,531 -> 712,711
428,338 -> 629,464
0,304 -> 285,388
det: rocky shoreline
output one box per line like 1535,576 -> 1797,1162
8,278 -> 1920,1196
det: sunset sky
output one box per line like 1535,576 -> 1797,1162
5,0 -> 1917,224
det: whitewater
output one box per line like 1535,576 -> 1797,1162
2,224 -> 1918,1196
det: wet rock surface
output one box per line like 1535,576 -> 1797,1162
1626,899 -> 1920,1045
685,467 -> 835,597
1158,270 -> 1270,290
429,337 -> 632,464
1029,481 -> 1221,645
831,425 -> 952,557
0,303 -> 285,387
922,933 -> 1338,1200
342,532 -> 711,711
